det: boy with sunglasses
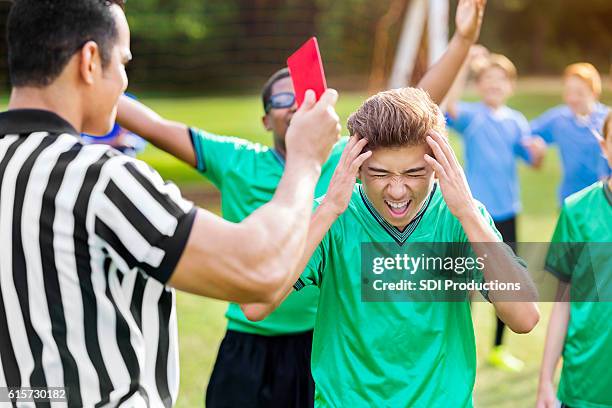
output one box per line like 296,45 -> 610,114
117,1 -> 486,405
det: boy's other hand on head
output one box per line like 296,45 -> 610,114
424,130 -> 478,221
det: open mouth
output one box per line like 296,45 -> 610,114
384,199 -> 411,218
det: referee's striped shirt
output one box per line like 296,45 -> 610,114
0,109 -> 196,407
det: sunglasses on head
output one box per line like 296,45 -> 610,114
265,92 -> 296,113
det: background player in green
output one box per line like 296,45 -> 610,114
537,112 -> 612,408
243,86 -> 540,407
117,0 -> 487,405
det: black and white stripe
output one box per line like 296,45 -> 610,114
0,110 -> 195,407
121,272 -> 179,407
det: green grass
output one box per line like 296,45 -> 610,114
133,87 -> 611,408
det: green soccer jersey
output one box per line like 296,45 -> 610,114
295,183 -> 502,407
545,180 -> 612,408
190,128 -> 347,335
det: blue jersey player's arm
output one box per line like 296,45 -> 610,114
516,114 -> 547,169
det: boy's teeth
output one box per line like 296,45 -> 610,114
386,201 -> 407,208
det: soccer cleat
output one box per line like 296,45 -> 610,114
487,345 -> 525,373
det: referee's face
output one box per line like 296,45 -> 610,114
360,144 -> 436,230
84,5 -> 131,135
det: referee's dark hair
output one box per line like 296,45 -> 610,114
7,0 -> 126,87
261,68 -> 291,113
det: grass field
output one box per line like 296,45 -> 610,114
134,84 -> 611,407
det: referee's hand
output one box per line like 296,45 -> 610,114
285,89 -> 342,167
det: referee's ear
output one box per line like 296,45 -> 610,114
79,41 -> 102,85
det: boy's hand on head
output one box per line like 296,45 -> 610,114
321,136 -> 372,217
455,0 -> 486,44
424,131 -> 479,221
286,89 -> 342,167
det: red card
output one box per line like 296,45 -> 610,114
287,37 -> 327,107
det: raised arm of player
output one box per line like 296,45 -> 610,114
116,95 -> 195,166
416,0 -> 486,105
167,90 -> 341,303
241,137 -> 371,320
537,282 -> 570,408
442,44 -> 489,117
424,130 -> 540,333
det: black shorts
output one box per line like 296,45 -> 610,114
494,216 -> 517,251
205,329 -> 315,408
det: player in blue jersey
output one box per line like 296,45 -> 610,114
445,51 -> 545,372
531,63 -> 610,204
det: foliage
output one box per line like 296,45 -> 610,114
0,1 -> 609,92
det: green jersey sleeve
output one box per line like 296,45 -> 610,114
545,205 -> 578,282
294,199 -> 333,290
189,127 -> 247,188
294,238 -> 328,290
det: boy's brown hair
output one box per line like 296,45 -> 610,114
474,53 -> 517,82
347,87 -> 445,150
564,63 -> 602,96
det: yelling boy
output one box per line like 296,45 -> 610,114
243,87 -> 539,407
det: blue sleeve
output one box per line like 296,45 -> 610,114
446,102 -> 479,135
530,109 -> 558,144
513,113 -> 534,164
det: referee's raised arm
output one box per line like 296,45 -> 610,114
0,0 -> 339,406
169,89 -> 341,303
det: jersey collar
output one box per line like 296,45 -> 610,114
0,109 -> 77,137
358,183 -> 437,245
567,103 -> 607,128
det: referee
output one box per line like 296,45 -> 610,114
0,1 -> 341,406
